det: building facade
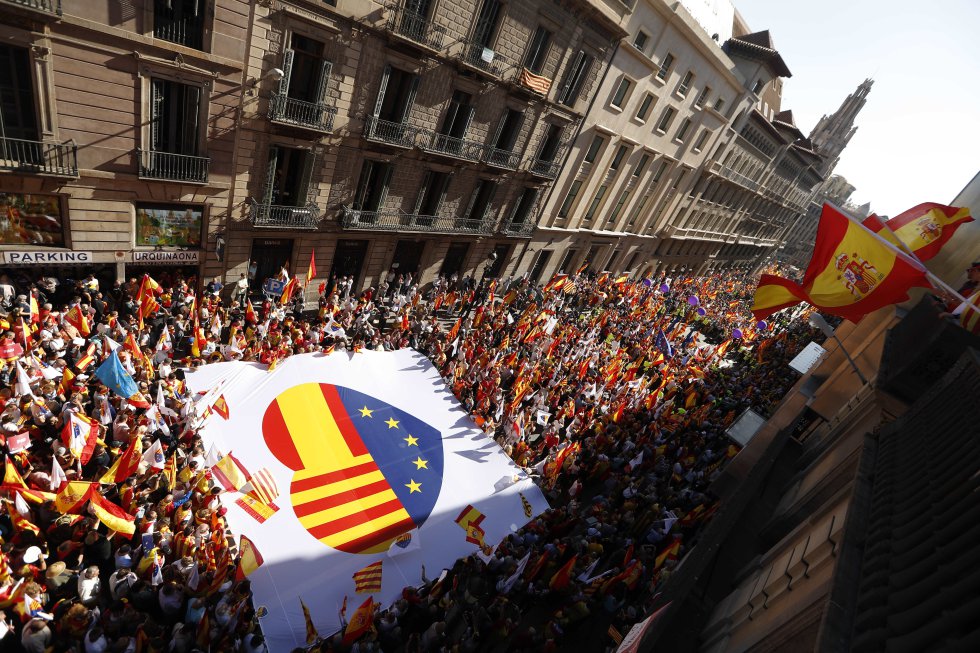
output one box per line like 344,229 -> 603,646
512,4 -> 833,284
223,0 -> 629,300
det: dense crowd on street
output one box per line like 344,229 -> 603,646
0,260 -> 824,653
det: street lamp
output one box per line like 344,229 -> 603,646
808,313 -> 868,385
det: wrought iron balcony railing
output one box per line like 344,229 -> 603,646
0,137 -> 76,176
342,207 -> 495,235
269,93 -> 337,132
138,149 -> 209,183
424,132 -> 485,163
482,145 -> 520,170
1,0 -> 61,16
528,157 -> 561,179
249,200 -> 322,230
501,220 -> 535,237
364,115 -> 420,148
456,40 -> 510,78
153,5 -> 204,49
384,3 -> 446,51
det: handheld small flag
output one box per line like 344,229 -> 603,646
548,554 -> 578,590
301,598 -> 319,645
454,504 -> 487,548
343,597 -> 374,644
235,534 -> 265,580
306,250 -> 317,285
94,351 -> 150,408
352,561 -> 383,594
213,395 -> 230,420
89,493 -> 136,536
61,412 -> 99,465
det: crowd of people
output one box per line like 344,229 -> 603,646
0,261 -> 825,653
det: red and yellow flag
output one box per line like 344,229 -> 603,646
301,598 -> 319,644
55,481 -> 96,514
244,301 -> 258,324
235,534 -> 265,580
548,554 -> 578,590
213,395 -> 230,420
352,560 -> 383,594
342,597 -> 375,644
306,250 -> 317,285
99,436 -> 143,484
864,202 -> 972,262
89,493 -> 136,536
280,278 -> 298,306
64,305 -> 91,336
454,504 -> 487,548
752,204 -> 930,322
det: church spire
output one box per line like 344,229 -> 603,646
809,78 -> 873,176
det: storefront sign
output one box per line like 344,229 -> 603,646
0,250 -> 93,264
132,250 -> 201,264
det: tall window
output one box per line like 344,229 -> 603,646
633,31 -> 649,51
436,90 -> 475,154
693,129 -> 710,152
524,26 -> 552,74
0,45 -> 38,142
509,188 -> 539,224
265,146 -> 317,208
609,145 -> 628,171
557,50 -> 593,107
153,0 -> 206,50
626,193 -> 650,227
635,93 -> 654,121
583,135 -> 604,163
695,86 -> 711,108
583,185 -> 607,222
536,124 -> 562,162
374,65 -> 419,123
149,78 -> 201,156
608,190 -> 631,225
651,160 -> 667,184
656,53 -> 674,81
677,71 -> 694,97
633,153 -> 650,177
471,0 -> 502,48
675,118 -> 692,142
557,180 -> 582,218
273,34 -> 333,129
352,160 -> 392,212
415,171 -> 450,224
463,179 -> 497,224
558,249 -> 578,273
656,107 -> 676,133
492,109 -> 523,152
611,77 -> 632,108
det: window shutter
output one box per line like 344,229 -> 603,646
149,79 -> 164,152
262,146 -> 279,206
315,59 -> 333,105
557,50 -> 585,104
181,84 -> 201,156
462,181 -> 483,221
279,49 -> 294,97
301,149 -> 319,205
373,64 -> 391,117
414,171 -> 432,214
460,104 -> 476,138
377,163 -> 394,211
402,74 -> 421,123
435,174 -> 450,215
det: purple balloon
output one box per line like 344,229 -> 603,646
642,278 -> 653,287
688,295 -> 699,306
756,320 -> 768,330
659,283 -> 670,293
732,328 -> 743,339
696,307 -> 706,316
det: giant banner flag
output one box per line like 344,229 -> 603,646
185,349 -> 549,651
752,204 -> 931,322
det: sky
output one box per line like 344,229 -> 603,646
732,0 -> 980,217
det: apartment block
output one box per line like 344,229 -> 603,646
0,0 -> 247,283
223,0 -> 630,297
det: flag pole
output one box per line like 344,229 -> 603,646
829,202 -> 978,311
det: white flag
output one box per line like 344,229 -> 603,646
628,451 -> 644,470
499,552 -> 531,594
14,492 -> 31,518
662,510 -> 679,534
535,410 -> 551,426
50,456 -> 68,491
104,336 -> 122,352
13,361 -> 34,398
386,530 -> 421,557
576,558 -> 599,582
142,439 -> 166,470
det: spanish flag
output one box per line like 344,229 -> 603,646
654,537 -> 682,569
548,554 -> 578,590
280,278 -> 298,306
99,436 -> 143,484
342,597 -> 374,644
55,481 -> 96,514
864,203 -> 972,262
234,534 -> 264,580
89,493 -> 136,536
64,305 -> 91,336
752,204 -> 930,322
244,301 -> 258,324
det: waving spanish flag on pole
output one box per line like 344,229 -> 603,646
862,203 -> 972,262
752,204 -> 930,323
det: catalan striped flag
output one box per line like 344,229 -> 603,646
261,382 -> 444,554
352,560 -> 383,594
301,598 -> 319,644
519,67 -> 552,94
454,504 -> 487,548
244,467 -> 279,505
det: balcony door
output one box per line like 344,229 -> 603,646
149,78 -> 201,156
264,146 -> 316,208
536,124 -> 562,163
352,160 -> 393,218
472,0 -> 502,49
374,65 -> 420,124
0,45 -> 39,142
413,171 -> 450,226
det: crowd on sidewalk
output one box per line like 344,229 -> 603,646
0,262 -> 823,653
